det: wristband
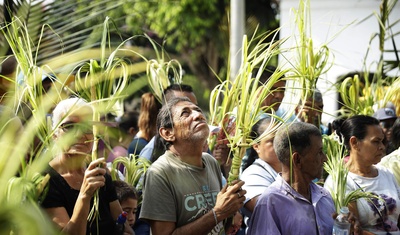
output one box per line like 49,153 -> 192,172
211,209 -> 218,226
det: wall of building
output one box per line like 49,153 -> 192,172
279,0 -> 400,124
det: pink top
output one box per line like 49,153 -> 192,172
108,146 -> 128,172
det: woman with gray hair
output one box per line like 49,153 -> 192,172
41,97 -> 133,235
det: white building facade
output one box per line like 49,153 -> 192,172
279,0 -> 400,124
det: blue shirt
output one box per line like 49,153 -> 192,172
248,175 -> 335,235
139,137 -> 155,161
128,137 -> 149,157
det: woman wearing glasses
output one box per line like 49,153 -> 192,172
41,97 -> 133,235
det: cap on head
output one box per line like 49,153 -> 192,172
373,108 -> 397,121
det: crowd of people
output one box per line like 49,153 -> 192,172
20,67 -> 400,235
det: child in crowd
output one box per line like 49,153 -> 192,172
114,180 -> 139,228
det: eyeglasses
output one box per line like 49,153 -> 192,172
59,122 -> 93,134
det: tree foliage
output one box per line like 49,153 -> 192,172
120,0 -> 280,90
124,0 -> 226,51
1,0 -> 280,93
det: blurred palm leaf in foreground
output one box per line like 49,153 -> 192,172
0,3 -> 150,232
209,30 -> 288,184
323,134 -> 374,213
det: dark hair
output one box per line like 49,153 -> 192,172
300,88 -> 323,104
253,66 -> 284,84
114,180 -> 138,202
162,84 -> 194,104
242,117 -> 272,170
332,115 -> 380,151
150,134 -> 165,163
387,117 -> 400,153
273,122 -> 321,166
150,96 -> 192,162
392,118 -> 400,148
118,111 -> 139,134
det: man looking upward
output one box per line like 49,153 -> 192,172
140,97 -> 246,235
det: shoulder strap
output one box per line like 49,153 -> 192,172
252,161 -> 276,180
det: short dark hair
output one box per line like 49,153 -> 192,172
274,122 -> 321,166
253,66 -> 285,84
254,66 -> 277,83
114,180 -> 138,202
391,118 -> 400,149
332,115 -> 379,151
162,84 -> 194,103
118,111 -> 139,134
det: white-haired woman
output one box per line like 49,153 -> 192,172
41,97 -> 133,235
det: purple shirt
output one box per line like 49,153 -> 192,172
248,175 -> 335,235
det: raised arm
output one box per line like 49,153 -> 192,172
45,158 -> 107,235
